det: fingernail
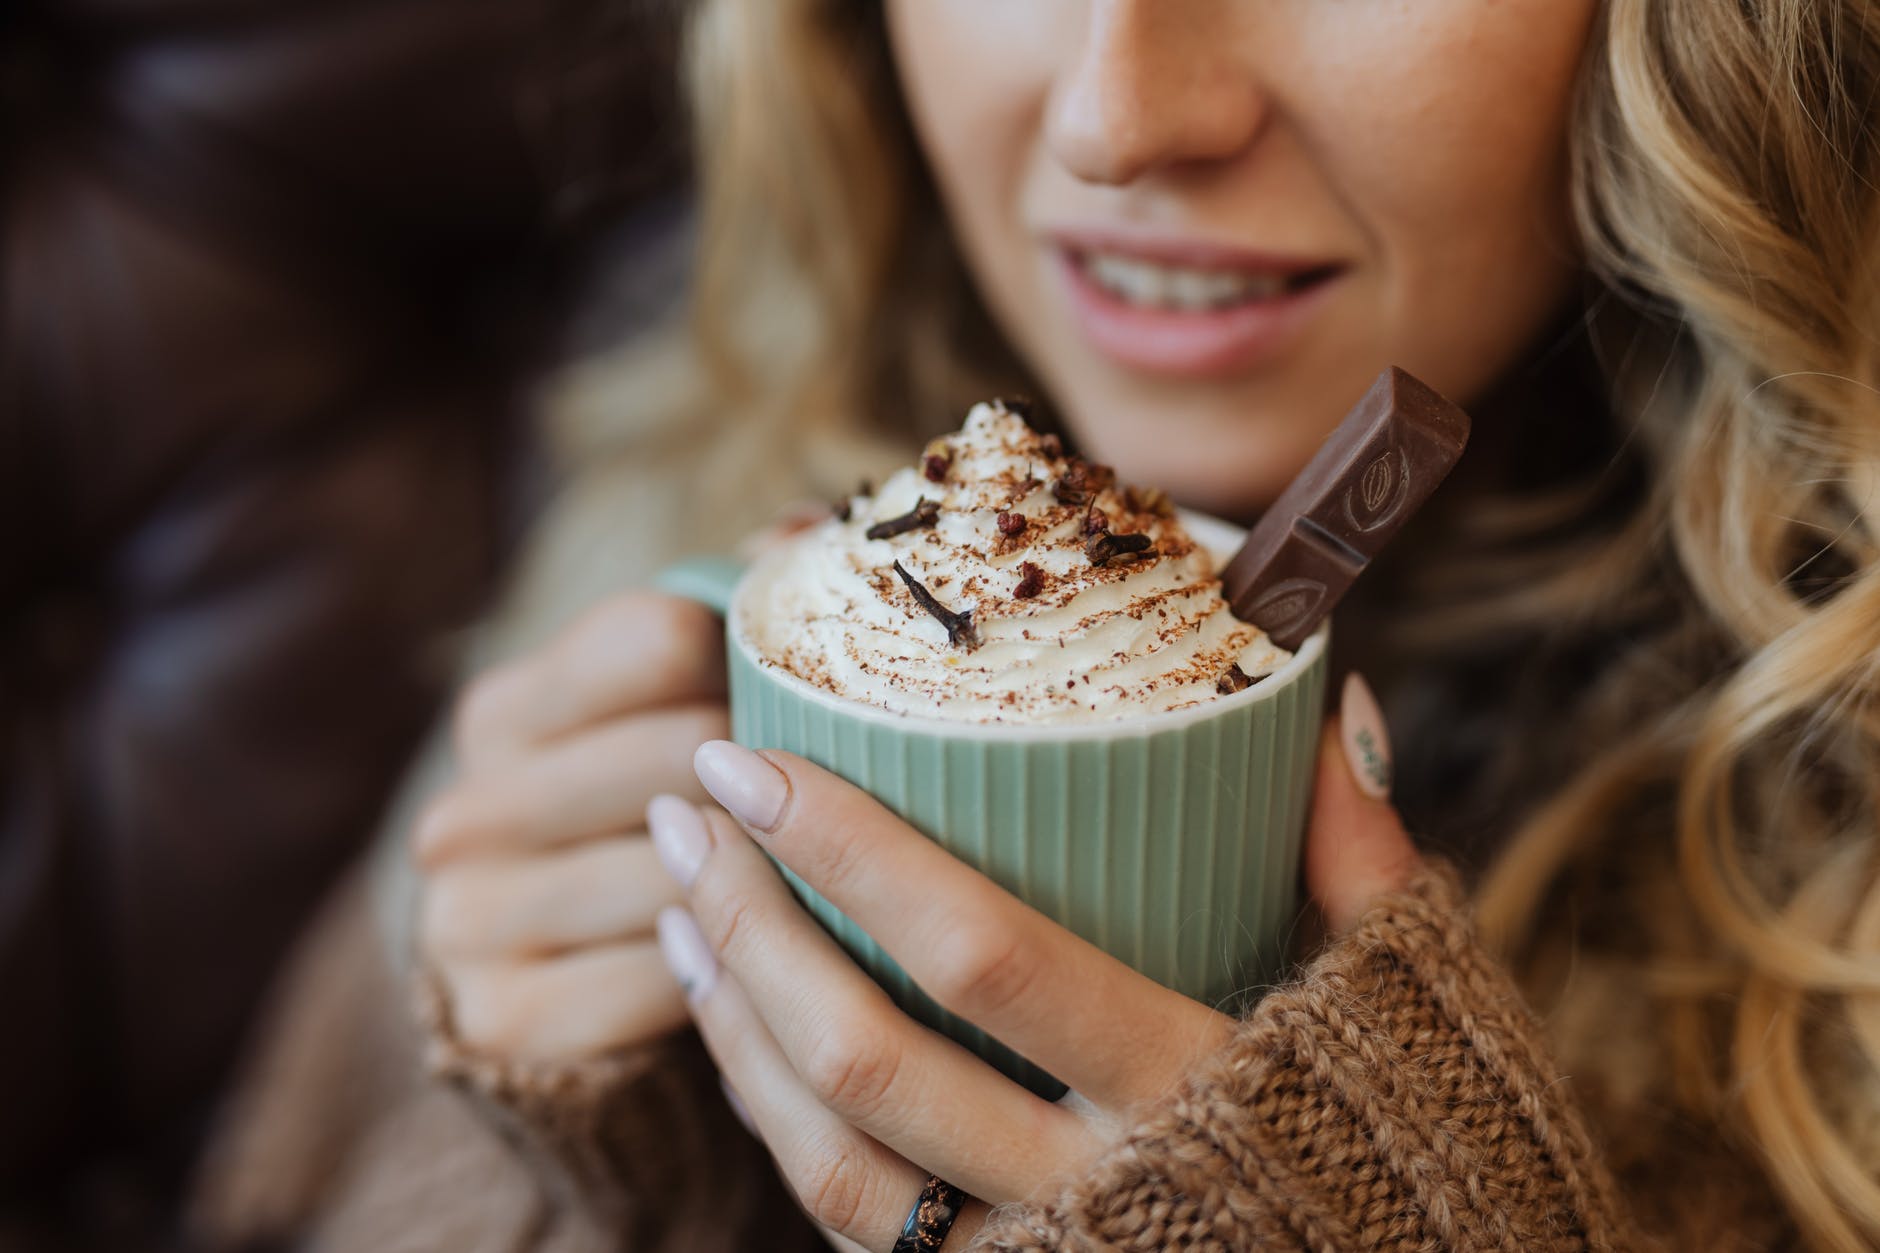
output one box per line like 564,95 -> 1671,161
720,1077 -> 757,1135
694,740 -> 788,833
647,794 -> 710,888
1340,671 -> 1393,801
656,907 -> 717,1004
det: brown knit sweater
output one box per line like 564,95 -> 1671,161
402,861 -> 1782,1253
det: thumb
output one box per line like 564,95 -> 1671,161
1304,672 -> 1420,935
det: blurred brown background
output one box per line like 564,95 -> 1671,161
0,1 -> 688,1245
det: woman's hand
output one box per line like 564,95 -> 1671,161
412,591 -> 731,1064
649,673 -> 1415,1250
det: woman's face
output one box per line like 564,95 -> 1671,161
886,0 -> 1598,517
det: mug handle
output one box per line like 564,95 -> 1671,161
650,555 -> 747,617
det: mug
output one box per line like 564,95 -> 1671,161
657,511 -> 1328,1096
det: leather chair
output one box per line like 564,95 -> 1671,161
0,0 -> 684,1242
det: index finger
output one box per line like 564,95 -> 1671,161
692,741 -> 1231,1108
456,592 -> 726,768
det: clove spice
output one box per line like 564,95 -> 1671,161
866,497 -> 941,540
1054,457 -> 1116,506
893,560 -> 978,648
1086,531 -> 1155,567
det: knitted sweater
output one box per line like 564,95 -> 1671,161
408,861 -> 1782,1253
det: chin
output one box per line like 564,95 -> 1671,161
1066,403 -> 1327,525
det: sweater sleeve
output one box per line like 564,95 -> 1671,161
415,967 -> 825,1253
971,861 -> 1651,1253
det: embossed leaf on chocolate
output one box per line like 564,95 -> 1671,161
1220,367 -> 1470,649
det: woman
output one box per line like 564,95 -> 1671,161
410,0 -> 1880,1249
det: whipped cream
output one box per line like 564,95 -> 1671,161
737,401 -> 1290,725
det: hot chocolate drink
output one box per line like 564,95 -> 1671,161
738,400 -> 1289,725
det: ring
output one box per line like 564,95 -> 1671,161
890,1174 -> 966,1252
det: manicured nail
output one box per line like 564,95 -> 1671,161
1340,671 -> 1393,801
656,907 -> 717,1004
694,740 -> 788,832
647,794 -> 710,888
720,1077 -> 757,1135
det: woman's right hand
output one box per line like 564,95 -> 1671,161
413,592 -> 729,1065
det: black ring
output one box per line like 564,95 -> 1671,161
890,1175 -> 966,1252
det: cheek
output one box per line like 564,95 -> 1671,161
886,0 -> 1062,322
1298,0 -> 1597,395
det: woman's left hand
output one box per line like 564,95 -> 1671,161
648,674 -> 1415,1251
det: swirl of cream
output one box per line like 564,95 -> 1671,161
738,401 -> 1289,725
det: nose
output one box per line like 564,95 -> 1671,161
1044,0 -> 1267,185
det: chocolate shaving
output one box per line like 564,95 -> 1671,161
1054,457 -> 1116,506
1216,664 -> 1254,695
1038,433 -> 1063,459
1086,531 -> 1155,567
1083,504 -> 1109,535
834,498 -> 853,522
996,511 -> 1027,537
1013,561 -> 1045,599
922,440 -> 952,483
893,560 -> 977,648
865,497 -> 941,540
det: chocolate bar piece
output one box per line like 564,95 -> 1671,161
1220,367 -> 1470,649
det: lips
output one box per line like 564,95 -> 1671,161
1048,231 -> 1345,378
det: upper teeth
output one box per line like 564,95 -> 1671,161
1082,252 -> 1286,310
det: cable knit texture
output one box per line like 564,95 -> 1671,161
409,862 -> 1652,1252
970,861 -> 1642,1251
414,968 -> 825,1253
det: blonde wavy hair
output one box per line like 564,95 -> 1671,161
672,0 -> 1880,1246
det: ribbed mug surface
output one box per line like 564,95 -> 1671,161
726,612 -> 1327,1097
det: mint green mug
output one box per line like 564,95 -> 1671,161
658,512 -> 1328,1096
